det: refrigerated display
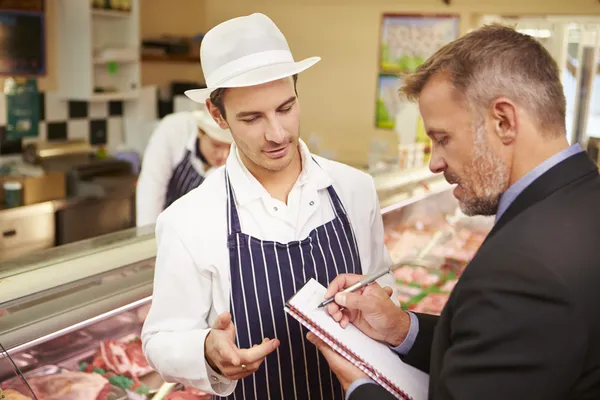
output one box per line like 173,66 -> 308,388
0,225 -> 209,399
0,167 -> 490,399
379,175 -> 494,316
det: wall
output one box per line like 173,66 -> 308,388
140,0 -> 206,87
204,0 -> 600,167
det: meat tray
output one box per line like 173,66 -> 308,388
28,330 -> 94,359
0,364 -> 132,400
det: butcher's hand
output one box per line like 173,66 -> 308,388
324,274 -> 411,347
204,312 -> 280,380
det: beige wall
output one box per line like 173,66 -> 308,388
140,0 -> 206,87
204,0 -> 600,166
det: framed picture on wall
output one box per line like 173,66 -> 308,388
0,0 -> 46,76
376,13 -> 459,129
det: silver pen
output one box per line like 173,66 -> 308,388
317,229 -> 454,308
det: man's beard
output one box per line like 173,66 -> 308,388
449,122 -> 509,216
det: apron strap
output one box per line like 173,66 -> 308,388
225,169 -> 242,235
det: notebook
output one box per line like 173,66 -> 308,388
284,278 -> 429,400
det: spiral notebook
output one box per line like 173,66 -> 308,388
284,278 -> 429,400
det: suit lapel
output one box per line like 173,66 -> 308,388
485,152 -> 598,242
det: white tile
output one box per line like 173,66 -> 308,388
44,92 -> 68,122
38,122 -> 47,141
107,117 -> 124,150
89,101 -> 108,119
67,119 -> 89,142
0,93 -> 7,126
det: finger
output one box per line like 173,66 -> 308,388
324,274 -> 366,299
383,286 -> 394,297
307,332 -> 336,359
331,309 -> 344,323
334,292 -> 378,313
326,302 -> 341,316
217,340 -> 241,367
340,314 -> 351,329
239,338 -> 279,363
363,283 -> 392,300
212,312 -> 232,330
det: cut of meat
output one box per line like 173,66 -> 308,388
440,279 -> 458,292
3,371 -> 112,400
96,338 -> 153,378
409,293 -> 450,315
393,266 -> 440,287
165,389 -> 210,400
1,389 -> 33,400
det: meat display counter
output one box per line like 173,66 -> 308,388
377,171 -> 494,316
0,167 -> 492,400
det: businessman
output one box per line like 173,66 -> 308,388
310,24 -> 600,400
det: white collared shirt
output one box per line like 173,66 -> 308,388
141,140 -> 394,396
136,111 -> 215,228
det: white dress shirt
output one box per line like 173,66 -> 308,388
141,140 -> 394,396
136,111 -> 217,228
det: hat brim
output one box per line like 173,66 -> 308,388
185,56 -> 321,104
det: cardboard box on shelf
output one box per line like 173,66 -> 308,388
0,171 -> 66,206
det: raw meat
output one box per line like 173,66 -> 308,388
394,266 -> 440,287
1,389 -> 32,399
166,390 -> 210,400
396,285 -> 423,304
440,279 -> 458,292
90,338 -> 153,378
409,293 -> 450,315
3,371 -> 112,400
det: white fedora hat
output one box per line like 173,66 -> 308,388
185,13 -> 320,103
192,110 -> 234,144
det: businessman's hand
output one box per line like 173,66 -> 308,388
324,274 -> 411,347
307,332 -> 367,390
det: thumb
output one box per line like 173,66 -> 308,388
334,292 -> 377,313
213,312 -> 232,330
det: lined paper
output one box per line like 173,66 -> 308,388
285,278 -> 429,400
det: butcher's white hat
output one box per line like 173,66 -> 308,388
192,110 -> 233,144
184,13 -> 320,104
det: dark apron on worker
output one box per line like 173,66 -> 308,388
219,168 -> 363,400
164,149 -> 205,210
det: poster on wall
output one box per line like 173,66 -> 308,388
376,14 -> 459,130
0,0 -> 45,76
4,78 -> 40,141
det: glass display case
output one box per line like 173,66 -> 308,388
0,167 -> 491,399
0,226 -> 161,399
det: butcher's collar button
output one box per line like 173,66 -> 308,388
211,376 -> 218,382
273,206 -> 278,212
309,201 -> 315,206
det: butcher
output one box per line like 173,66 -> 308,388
135,109 -> 233,227
141,12 -> 394,399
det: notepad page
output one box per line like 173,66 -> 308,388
287,278 -> 429,400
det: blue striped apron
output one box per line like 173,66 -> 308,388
164,150 -> 205,209
220,168 -> 363,400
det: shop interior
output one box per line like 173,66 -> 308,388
1,0 -> 599,398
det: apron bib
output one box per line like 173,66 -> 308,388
164,150 -> 205,209
219,169 -> 363,400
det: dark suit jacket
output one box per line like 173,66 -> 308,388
350,152 -> 600,400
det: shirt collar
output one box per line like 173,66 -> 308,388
495,143 -> 583,223
225,138 -> 333,206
